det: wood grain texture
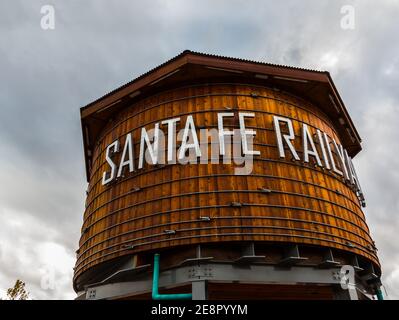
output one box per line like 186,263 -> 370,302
74,83 -> 379,283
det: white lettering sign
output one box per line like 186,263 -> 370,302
99,112 -> 365,206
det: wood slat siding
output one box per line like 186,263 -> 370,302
74,84 -> 379,283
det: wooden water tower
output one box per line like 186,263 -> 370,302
74,51 -> 382,300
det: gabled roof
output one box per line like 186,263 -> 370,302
80,50 -> 362,181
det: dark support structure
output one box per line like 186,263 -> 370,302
234,242 -> 266,263
278,245 -> 308,267
318,248 -> 340,268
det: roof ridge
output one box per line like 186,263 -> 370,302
81,50 -> 326,111
187,50 -> 326,73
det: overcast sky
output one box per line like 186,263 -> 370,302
0,0 -> 398,299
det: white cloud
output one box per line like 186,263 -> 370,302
0,207 -> 75,299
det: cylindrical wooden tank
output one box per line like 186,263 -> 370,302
74,82 -> 380,293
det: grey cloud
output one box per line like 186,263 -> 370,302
0,0 -> 398,299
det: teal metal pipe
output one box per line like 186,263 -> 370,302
376,288 -> 384,300
152,254 -> 192,300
